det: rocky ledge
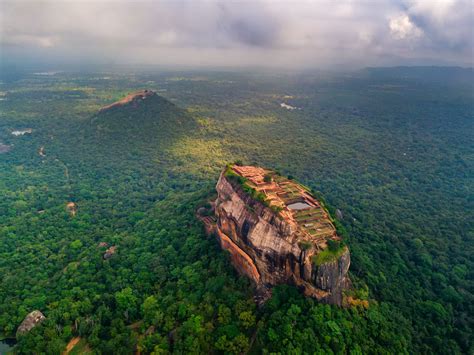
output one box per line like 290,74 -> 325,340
202,164 -> 351,305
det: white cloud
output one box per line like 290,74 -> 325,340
402,0 -> 472,47
389,14 -> 423,40
2,34 -> 60,48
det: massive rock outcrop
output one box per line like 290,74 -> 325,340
205,165 -> 351,305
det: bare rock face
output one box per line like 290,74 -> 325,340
99,90 -> 156,112
103,245 -> 117,259
16,310 -> 46,337
210,165 -> 351,305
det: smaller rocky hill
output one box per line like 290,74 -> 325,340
90,90 -> 196,144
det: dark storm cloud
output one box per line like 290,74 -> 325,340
216,3 -> 280,47
0,0 -> 472,68
227,19 -> 276,47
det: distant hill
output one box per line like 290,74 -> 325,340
89,90 -> 196,149
363,66 -> 474,85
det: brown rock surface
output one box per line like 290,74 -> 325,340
210,165 -> 351,305
66,202 -> 77,216
99,90 -> 156,112
104,245 -> 117,259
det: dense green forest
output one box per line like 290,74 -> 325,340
0,67 -> 472,354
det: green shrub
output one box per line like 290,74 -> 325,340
298,241 -> 313,251
224,164 -> 248,185
327,239 -> 341,251
270,205 -> 283,214
312,245 -> 346,266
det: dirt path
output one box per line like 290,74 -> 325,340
63,336 -> 81,354
246,329 -> 259,354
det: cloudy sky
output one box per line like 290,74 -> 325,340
1,0 -> 472,69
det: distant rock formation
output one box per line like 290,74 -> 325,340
104,245 -> 117,259
99,90 -> 156,113
90,90 -> 195,145
203,165 -> 351,305
66,202 -> 77,217
16,310 -> 46,337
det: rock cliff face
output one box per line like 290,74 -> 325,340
210,165 -> 351,305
